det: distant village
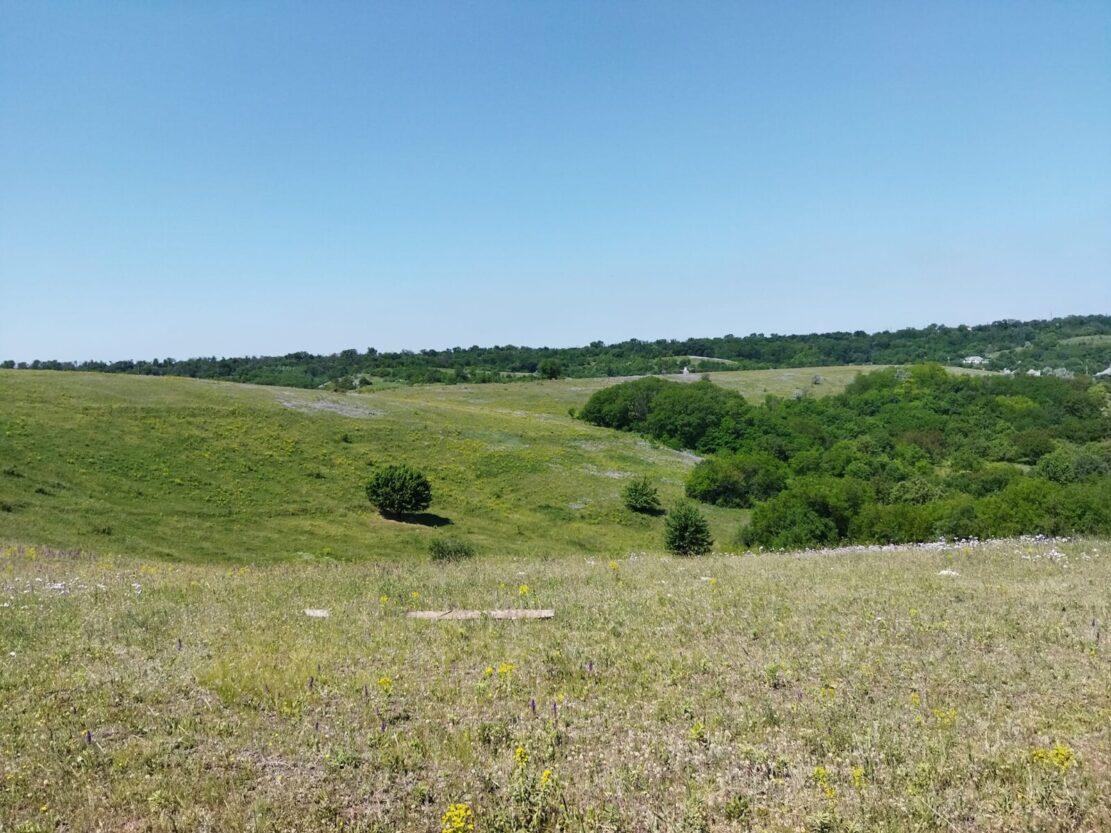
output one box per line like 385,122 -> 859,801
962,354 -> 1111,379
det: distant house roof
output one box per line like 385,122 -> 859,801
962,355 -> 987,366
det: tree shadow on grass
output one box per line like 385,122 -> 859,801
381,512 -> 453,527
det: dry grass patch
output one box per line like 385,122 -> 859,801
2,538 -> 1109,831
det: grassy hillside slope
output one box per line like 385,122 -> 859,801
0,367 -> 872,563
2,539 -> 1107,831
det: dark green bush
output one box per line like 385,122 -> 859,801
664,502 -> 713,555
946,463 -> 1021,497
887,476 -> 945,505
429,537 -> 475,562
932,496 -> 980,540
366,464 -> 432,515
622,477 -> 662,513
1011,429 -> 1056,464
742,491 -> 837,550
685,451 -> 787,507
1034,444 -> 1107,483
848,503 -> 937,544
579,377 -> 748,451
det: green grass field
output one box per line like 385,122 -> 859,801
0,367 -> 874,563
2,368 -> 1108,831
2,539 -> 1108,832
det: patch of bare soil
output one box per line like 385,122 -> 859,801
275,396 -> 383,418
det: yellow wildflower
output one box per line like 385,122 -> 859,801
441,802 -> 474,833
1030,743 -> 1076,771
812,765 -> 835,799
518,584 -> 529,596
515,745 -> 529,767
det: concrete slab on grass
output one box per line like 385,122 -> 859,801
407,609 -> 554,621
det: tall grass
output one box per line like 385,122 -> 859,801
1,538 -> 1107,831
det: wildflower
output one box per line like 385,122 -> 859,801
608,560 -> 620,572
518,584 -> 529,596
483,665 -> 495,678
497,662 -> 514,678
440,802 -> 475,833
1030,743 -> 1076,771
411,591 -> 421,601
379,595 -> 389,606
377,675 -> 393,696
931,706 -> 958,728
515,745 -> 529,767
540,768 -> 553,788
812,766 -> 835,799
851,766 -> 866,791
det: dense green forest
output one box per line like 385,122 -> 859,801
579,365 -> 1111,548
5,314 -> 1109,388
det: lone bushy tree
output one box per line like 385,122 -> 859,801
664,501 -> 713,556
366,464 -> 432,515
623,477 -> 662,514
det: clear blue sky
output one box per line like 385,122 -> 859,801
2,1 -> 1109,362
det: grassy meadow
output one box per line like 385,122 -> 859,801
2,366 -> 1106,832
2,538 -> 1108,832
0,367 -> 873,563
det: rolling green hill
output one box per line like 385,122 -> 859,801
0,367 -> 874,563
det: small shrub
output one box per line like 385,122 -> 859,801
622,477 -> 661,513
538,358 -> 563,379
366,464 -> 433,515
664,501 -> 713,555
429,537 -> 475,562
887,476 -> 945,505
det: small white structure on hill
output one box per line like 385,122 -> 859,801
962,355 -> 987,367
1095,365 -> 1111,378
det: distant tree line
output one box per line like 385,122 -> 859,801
2,314 -> 1108,388
579,365 -> 1111,548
